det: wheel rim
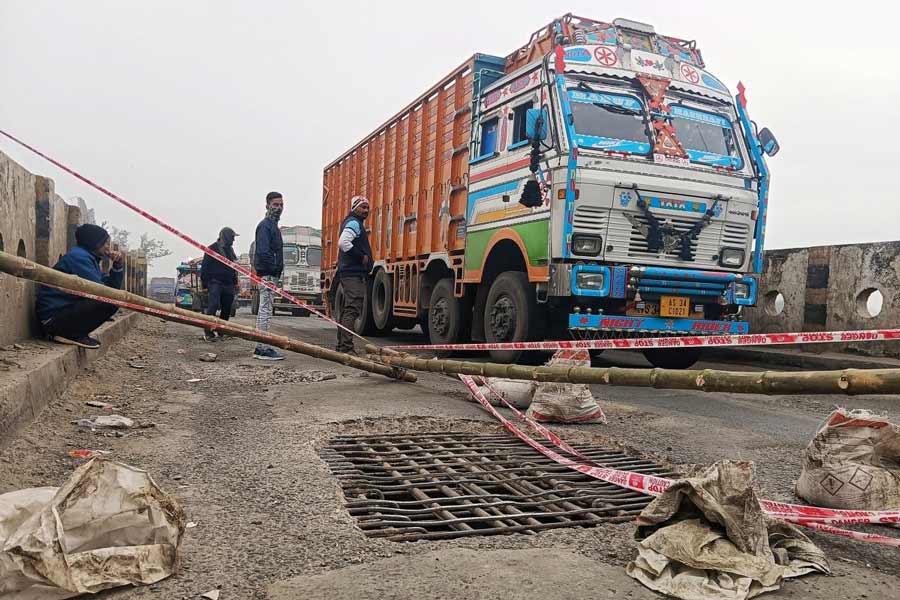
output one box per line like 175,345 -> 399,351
489,295 -> 517,341
430,297 -> 450,337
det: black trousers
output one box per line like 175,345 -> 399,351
206,281 -> 235,325
43,299 -> 118,340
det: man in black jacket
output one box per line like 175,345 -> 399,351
200,227 -> 239,342
335,195 -> 372,355
252,191 -> 286,360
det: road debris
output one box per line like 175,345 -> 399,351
187,378 -> 206,383
199,352 -> 218,363
526,350 -> 606,423
74,415 -> 135,429
68,449 -> 111,459
128,360 -> 147,369
626,460 -> 829,600
474,378 -> 534,408
85,400 -> 115,409
186,521 -> 198,529
297,370 -> 337,383
0,459 -> 185,598
200,590 -> 221,600
797,408 -> 900,510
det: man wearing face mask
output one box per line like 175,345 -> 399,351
200,227 -> 240,342
36,223 -> 124,349
251,191 -> 286,360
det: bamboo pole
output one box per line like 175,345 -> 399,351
364,345 -> 900,396
0,251 -> 415,382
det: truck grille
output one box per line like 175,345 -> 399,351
722,222 -> 750,248
573,205 -> 607,234
605,211 -> 723,268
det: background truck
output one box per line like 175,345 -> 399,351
148,276 -> 175,303
321,14 -> 779,368
250,225 -> 323,316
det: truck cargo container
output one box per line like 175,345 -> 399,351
322,14 -> 779,367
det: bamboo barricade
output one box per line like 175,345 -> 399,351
0,251 -> 415,383
365,345 -> 900,396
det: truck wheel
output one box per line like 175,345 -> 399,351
642,348 -> 702,370
371,269 -> 396,333
484,272 -> 543,363
251,292 -> 259,316
428,278 -> 469,356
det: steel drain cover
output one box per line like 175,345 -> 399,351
321,432 -> 676,542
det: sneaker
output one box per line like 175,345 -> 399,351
51,335 -> 101,349
203,331 -> 218,342
253,348 -> 286,361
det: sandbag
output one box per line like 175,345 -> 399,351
475,378 -> 535,409
796,408 -> 900,510
626,460 -> 829,600
0,459 -> 186,599
526,350 -> 606,423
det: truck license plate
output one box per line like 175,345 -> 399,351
660,296 -> 690,318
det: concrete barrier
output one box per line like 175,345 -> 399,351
1,150 -> 147,346
746,242 -> 900,357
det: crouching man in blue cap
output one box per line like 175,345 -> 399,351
36,223 -> 125,349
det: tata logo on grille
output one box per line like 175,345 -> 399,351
647,197 -> 707,213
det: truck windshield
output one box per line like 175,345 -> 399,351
567,88 -> 651,155
305,246 -> 322,267
670,105 -> 743,169
283,244 -> 301,265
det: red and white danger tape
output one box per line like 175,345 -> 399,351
392,328 -> 900,353
0,129 -> 364,343
460,373 -> 900,548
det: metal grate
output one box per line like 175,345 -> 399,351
321,432 -> 677,542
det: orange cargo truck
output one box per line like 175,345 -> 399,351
322,14 -> 779,367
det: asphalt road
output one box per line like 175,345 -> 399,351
1,310 -> 898,599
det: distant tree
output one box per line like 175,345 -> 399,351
98,221 -> 172,265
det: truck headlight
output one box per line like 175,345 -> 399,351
572,234 -> 602,256
732,283 -> 750,299
576,271 -> 606,290
719,248 -> 745,267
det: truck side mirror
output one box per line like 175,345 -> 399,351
525,109 -> 549,142
757,127 -> 780,157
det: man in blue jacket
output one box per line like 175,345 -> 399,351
252,191 -> 285,360
36,223 -> 124,349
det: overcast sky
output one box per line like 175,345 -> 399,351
2,1 -> 897,278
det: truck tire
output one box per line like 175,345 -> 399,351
642,348 -> 702,370
251,291 -> 259,316
371,269 -> 396,333
427,278 -> 469,356
483,272 -> 543,363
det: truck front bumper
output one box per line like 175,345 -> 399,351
569,313 -> 749,335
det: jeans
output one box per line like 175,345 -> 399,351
255,275 -> 278,351
336,276 -> 365,353
42,299 -> 118,340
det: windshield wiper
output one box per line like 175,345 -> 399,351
592,102 -> 640,116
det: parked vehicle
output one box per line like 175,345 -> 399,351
175,258 -> 236,317
250,225 -> 323,316
149,277 -> 175,303
321,15 -> 779,368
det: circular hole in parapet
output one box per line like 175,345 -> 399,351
764,290 -> 785,316
856,288 -> 883,318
